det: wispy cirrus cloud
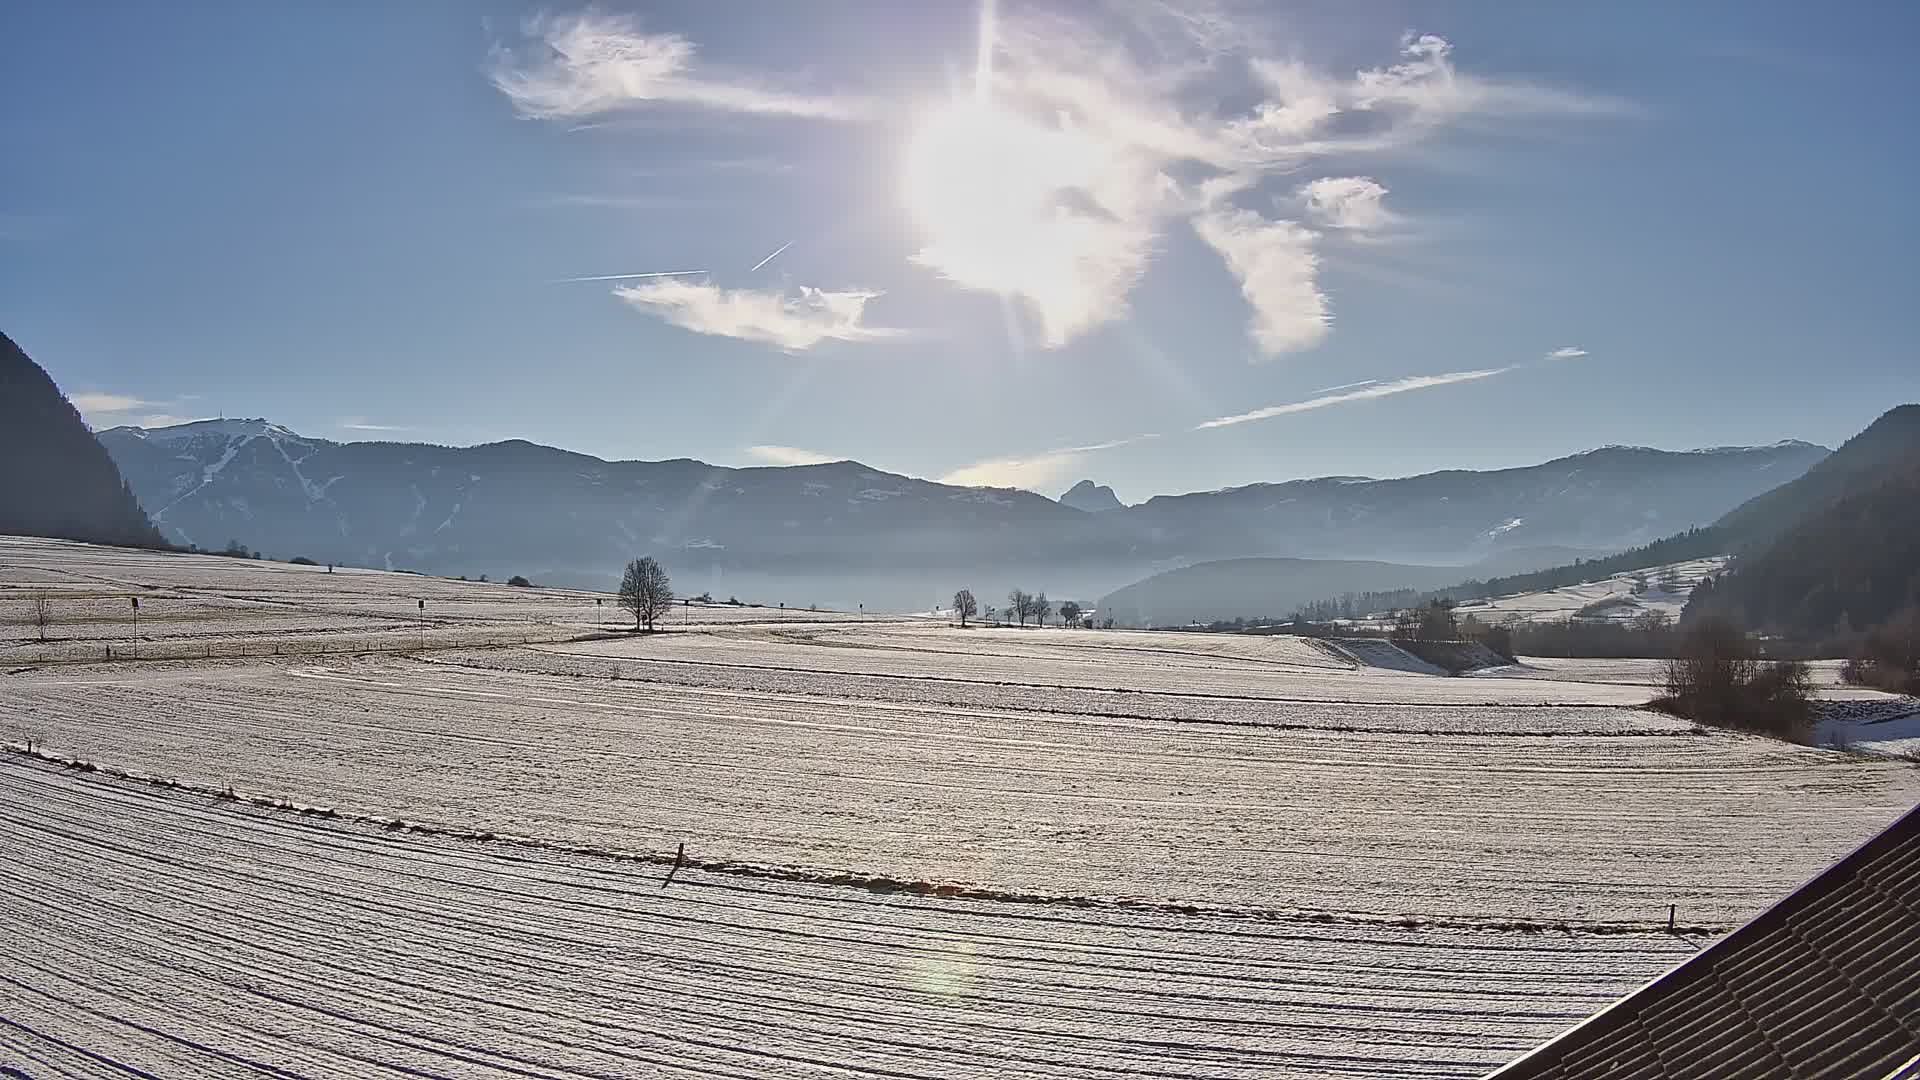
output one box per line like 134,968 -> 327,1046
614,279 -> 903,352
70,392 -> 162,415
491,11 -> 864,121
338,418 -> 414,433
744,444 -> 838,466
1299,177 -> 1399,233
489,9 -> 1621,363
70,392 -> 209,431
940,435 -> 1157,492
902,17 -> 1624,357
1190,207 -> 1329,355
1546,345 -> 1589,360
1196,368 -> 1509,430
528,192 -> 712,211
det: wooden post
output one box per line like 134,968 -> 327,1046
1668,904 -> 1676,931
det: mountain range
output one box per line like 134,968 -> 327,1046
92,417 -> 1829,610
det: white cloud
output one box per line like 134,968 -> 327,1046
70,392 -> 161,414
494,13 -> 1619,359
1546,345 -> 1588,360
745,444 -> 838,466
338,418 -> 413,433
491,11 -> 862,121
70,392 -> 210,431
940,435 -> 1155,492
1190,207 -> 1329,357
1230,34 -> 1627,162
1196,367 -> 1509,429
900,17 -> 1620,354
614,279 -> 903,352
1299,177 -> 1398,232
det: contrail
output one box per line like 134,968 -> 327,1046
1308,379 -> 1379,396
749,241 -> 792,273
551,270 -> 708,284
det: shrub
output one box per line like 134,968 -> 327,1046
507,575 -> 532,588
1841,608 -> 1920,694
289,556 -> 318,566
1655,616 -> 1813,739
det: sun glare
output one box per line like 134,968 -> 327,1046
904,99 -> 1130,341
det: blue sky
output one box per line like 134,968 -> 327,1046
5,1 -> 1915,502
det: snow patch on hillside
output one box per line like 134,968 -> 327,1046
1450,556 -> 1730,627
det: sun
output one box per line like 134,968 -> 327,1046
902,99 -> 1106,305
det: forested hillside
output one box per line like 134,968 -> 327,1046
1690,463 -> 1920,640
0,331 -> 166,549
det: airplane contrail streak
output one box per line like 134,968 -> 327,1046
1307,379 -> 1379,395
552,270 -> 708,283
748,241 -> 793,273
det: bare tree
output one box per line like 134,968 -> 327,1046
1007,589 -> 1030,627
1033,592 -> 1052,628
30,592 -> 51,642
1058,600 -> 1082,628
618,557 -> 675,631
952,588 -> 977,628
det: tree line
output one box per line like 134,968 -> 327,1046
949,588 -> 1090,629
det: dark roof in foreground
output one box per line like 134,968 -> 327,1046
1488,801 -> 1920,1080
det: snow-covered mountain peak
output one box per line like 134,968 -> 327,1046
117,418 -> 306,444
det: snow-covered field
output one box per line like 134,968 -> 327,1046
1,756 -> 1700,1079
2,538 -> 1917,1078
0,535 -> 892,663
1449,556 -> 1730,627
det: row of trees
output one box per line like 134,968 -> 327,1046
949,588 -> 1088,629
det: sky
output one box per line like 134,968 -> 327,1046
4,1 -> 1916,503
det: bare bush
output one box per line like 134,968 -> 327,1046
1657,616 -> 1812,739
1841,608 -> 1920,694
30,592 -> 51,641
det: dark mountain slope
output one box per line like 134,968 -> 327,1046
1117,442 -> 1827,564
1712,404 -> 1920,551
1316,405 -> 1920,620
0,331 -> 165,549
1714,464 -> 1920,636
1098,547 -> 1598,628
